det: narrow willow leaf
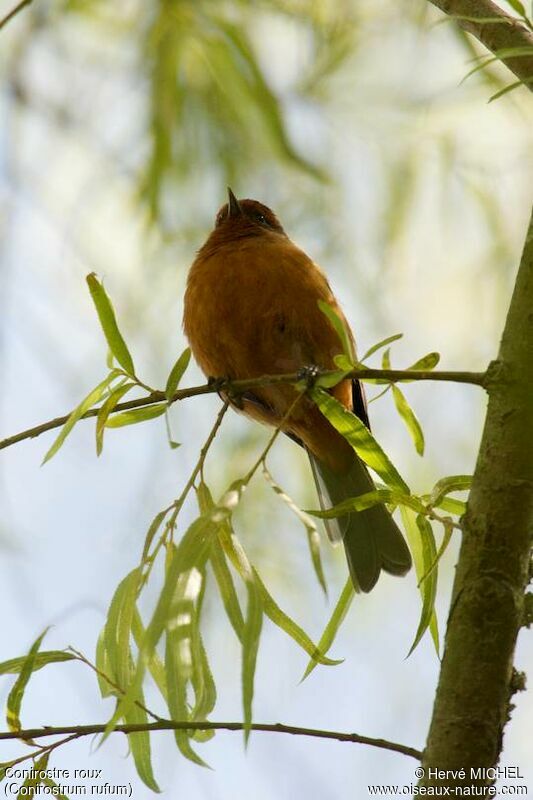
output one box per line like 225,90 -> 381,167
302,578 -> 354,680
210,538 -> 245,641
131,608 -> 167,700
506,0 -> 527,17
392,385 -> 425,456
333,354 -> 354,371
165,627 -> 209,767
41,778 -> 69,800
86,273 -> 135,375
435,496 -> 467,516
0,651 -> 75,675
429,475 -> 472,508
165,553 -> 210,768
95,629 -> 115,698
190,574 -> 217,724
96,381 -> 135,455
252,569 -> 341,666
311,388 -> 410,493
191,634 -> 217,727
101,516 -> 214,743
42,372 -> 117,464
18,753 -> 49,794
124,690 -> 161,791
317,300 -> 355,362
242,577 -> 263,744
316,368 -> 352,389
400,507 -> 439,656
305,527 -> 328,595
417,520 -> 455,588
406,352 -> 440,371
164,410 -> 181,450
306,488 -> 425,518
361,333 -> 403,362
104,568 -> 141,690
6,628 -> 49,733
165,348 -> 191,401
489,78 -> 533,102
262,464 -> 327,594
141,509 -> 170,564
105,403 -> 167,428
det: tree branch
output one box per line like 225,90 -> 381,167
0,0 -> 34,31
0,720 -> 422,760
428,0 -> 533,88
421,205 -> 533,788
0,366 -> 488,452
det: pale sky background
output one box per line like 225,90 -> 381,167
1,1 -> 532,798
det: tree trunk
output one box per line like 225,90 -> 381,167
421,205 -> 533,788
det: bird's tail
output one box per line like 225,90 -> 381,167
309,454 -> 412,592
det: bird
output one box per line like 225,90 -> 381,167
183,188 -> 412,592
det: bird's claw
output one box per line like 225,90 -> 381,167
297,364 -> 321,388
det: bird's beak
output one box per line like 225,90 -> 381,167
227,187 -> 243,218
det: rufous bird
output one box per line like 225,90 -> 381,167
183,188 -> 412,592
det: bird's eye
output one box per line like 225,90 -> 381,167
254,212 -> 268,226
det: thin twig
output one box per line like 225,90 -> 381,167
139,400 -> 230,587
0,0 -> 33,31
0,366 -> 488,453
67,647 -> 162,723
0,720 -> 422,760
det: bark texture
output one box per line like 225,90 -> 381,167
421,206 -> 533,787
429,0 -> 533,89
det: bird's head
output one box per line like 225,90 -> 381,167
212,188 -> 286,239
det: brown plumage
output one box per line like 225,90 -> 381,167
183,189 -> 412,591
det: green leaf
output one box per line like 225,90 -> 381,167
317,300 -> 355,362
391,385 -> 425,456
124,693 -> 161,792
17,753 -> 49,795
429,475 -> 472,508
42,372 -> 118,464
165,551 -> 210,767
435,496 -> 467,516
489,78 -> 533,102
165,348 -> 191,401
141,509 -> 170,564
6,628 -> 49,733
506,0 -> 527,17
311,388 -> 410,493
95,629 -> 115,698
131,609 -> 167,700
302,578 -> 354,680
105,403 -> 167,428
41,778 -> 69,800
210,538 -> 245,642
406,352 -> 440,372
315,368 -> 352,389
417,519 -> 455,588
104,568 -> 142,689
306,488 -> 425,518
400,508 -> 439,656
86,273 -> 135,375
0,651 -> 75,676
96,381 -> 135,455
262,464 -> 327,594
241,576 -> 263,744
252,569 -> 341,667
106,514 -> 216,742
361,333 -> 403,362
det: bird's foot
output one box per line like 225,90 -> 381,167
208,375 -> 247,409
297,364 -> 321,388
